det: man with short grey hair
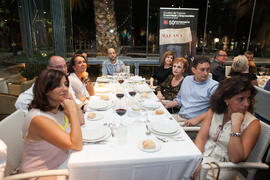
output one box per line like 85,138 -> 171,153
15,56 -> 82,113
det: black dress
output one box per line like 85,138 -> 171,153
229,72 -> 257,81
152,66 -> 172,85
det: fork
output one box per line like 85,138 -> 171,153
155,136 -> 168,143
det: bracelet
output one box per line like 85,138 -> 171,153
230,132 -> 241,137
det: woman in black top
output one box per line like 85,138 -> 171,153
150,51 -> 174,86
229,55 -> 258,86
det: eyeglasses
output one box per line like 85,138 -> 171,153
214,125 -> 223,142
218,54 -> 228,57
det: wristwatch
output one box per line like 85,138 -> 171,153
230,132 -> 241,137
80,104 -> 86,113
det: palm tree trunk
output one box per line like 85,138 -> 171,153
93,0 -> 120,56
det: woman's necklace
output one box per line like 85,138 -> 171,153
171,76 -> 183,87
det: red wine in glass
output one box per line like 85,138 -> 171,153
116,108 -> 127,116
129,91 -> 136,96
116,93 -> 124,99
118,79 -> 124,84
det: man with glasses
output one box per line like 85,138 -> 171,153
244,51 -> 257,74
15,56 -> 82,113
210,50 -> 228,82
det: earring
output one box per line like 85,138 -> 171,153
225,101 -> 228,106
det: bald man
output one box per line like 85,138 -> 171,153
102,48 -> 125,75
15,56 -> 82,113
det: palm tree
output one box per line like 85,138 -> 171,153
93,0 -> 120,55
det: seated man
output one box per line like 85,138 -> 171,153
15,56 -> 84,113
210,50 -> 228,82
163,56 -> 219,126
102,48 -> 125,75
244,51 -> 257,74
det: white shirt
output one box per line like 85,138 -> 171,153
15,82 -> 81,114
68,73 -> 90,102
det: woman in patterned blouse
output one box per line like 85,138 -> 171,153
156,57 -> 189,101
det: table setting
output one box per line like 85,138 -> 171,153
68,75 -> 202,180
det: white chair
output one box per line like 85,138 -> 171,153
254,86 -> 270,122
199,121 -> 270,180
0,110 -> 69,180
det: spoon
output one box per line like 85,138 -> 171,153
145,124 -> 151,135
108,123 -> 114,137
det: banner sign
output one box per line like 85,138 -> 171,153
159,8 -> 198,61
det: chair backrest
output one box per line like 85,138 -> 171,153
254,86 -> 270,121
0,110 -> 25,176
246,121 -> 270,162
0,93 -> 18,114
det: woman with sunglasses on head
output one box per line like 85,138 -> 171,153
192,76 -> 260,180
68,54 -> 95,103
20,69 -> 83,179
156,57 -> 188,113
150,51 -> 175,87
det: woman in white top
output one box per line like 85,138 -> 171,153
193,76 -> 260,180
20,69 -> 83,178
68,54 -> 95,102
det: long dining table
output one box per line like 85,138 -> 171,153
68,76 -> 202,180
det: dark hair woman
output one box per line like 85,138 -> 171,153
150,51 -> 175,87
20,69 -> 83,177
192,76 -> 260,179
68,54 -> 95,102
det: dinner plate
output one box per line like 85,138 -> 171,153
137,85 -> 153,93
96,78 -> 111,83
142,101 -> 160,110
85,112 -> 104,121
150,120 -> 179,134
95,87 -> 111,93
138,139 -> 161,153
82,125 -> 109,141
87,100 -> 112,110
150,127 -> 181,136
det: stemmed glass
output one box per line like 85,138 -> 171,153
113,96 -> 127,127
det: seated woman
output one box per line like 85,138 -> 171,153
20,69 -> 83,177
229,55 -> 258,86
156,57 -> 188,113
193,76 -> 261,180
150,51 -> 174,87
68,54 -> 95,102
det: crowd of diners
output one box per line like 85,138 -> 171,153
13,48 -> 268,179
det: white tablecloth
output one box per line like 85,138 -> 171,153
68,81 -> 202,180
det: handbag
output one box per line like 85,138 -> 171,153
206,162 -> 221,180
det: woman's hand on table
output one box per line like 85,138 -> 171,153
157,91 -> 165,100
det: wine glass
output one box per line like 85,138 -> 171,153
115,86 -> 125,100
114,98 -> 127,126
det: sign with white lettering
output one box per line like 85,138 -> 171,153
159,8 -> 198,61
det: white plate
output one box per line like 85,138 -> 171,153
150,120 -> 179,134
87,100 -> 112,110
138,139 -> 161,153
137,85 -> 153,93
95,87 -> 111,93
150,127 -> 181,136
142,101 -> 160,110
85,112 -> 104,121
82,125 -> 109,141
96,78 -> 111,83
